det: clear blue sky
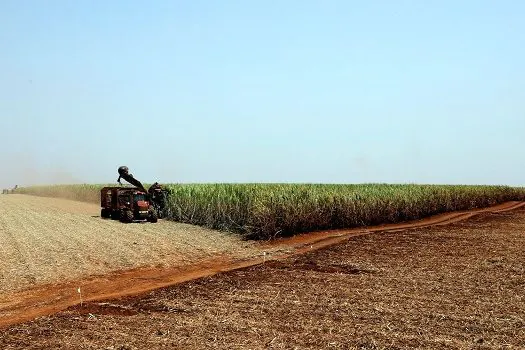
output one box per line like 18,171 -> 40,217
1,0 -> 524,186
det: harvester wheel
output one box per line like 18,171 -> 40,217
121,209 -> 134,223
157,205 -> 166,219
148,208 -> 158,223
111,210 -> 121,220
101,208 -> 110,218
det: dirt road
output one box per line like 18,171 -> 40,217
1,194 -> 524,331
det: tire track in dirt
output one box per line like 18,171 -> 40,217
1,199 -> 524,328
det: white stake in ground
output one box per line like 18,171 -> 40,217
77,287 -> 83,307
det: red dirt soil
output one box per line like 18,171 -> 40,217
1,201 -> 524,329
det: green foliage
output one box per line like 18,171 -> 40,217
163,183 -> 525,239
16,183 -> 525,240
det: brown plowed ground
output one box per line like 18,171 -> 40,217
0,196 -> 525,348
2,206 -> 525,349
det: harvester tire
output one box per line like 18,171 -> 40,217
121,210 -> 134,223
148,209 -> 158,223
111,210 -> 121,220
101,208 -> 110,218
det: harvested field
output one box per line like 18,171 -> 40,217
0,194 -> 264,295
1,201 -> 524,348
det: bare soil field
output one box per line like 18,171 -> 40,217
1,202 -> 524,349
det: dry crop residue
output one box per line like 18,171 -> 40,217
0,194 -> 262,295
3,207 -> 525,349
1,194 -> 524,332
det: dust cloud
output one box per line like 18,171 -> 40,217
0,152 -> 82,188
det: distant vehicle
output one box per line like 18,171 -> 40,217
100,186 -> 158,223
2,185 -> 18,194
